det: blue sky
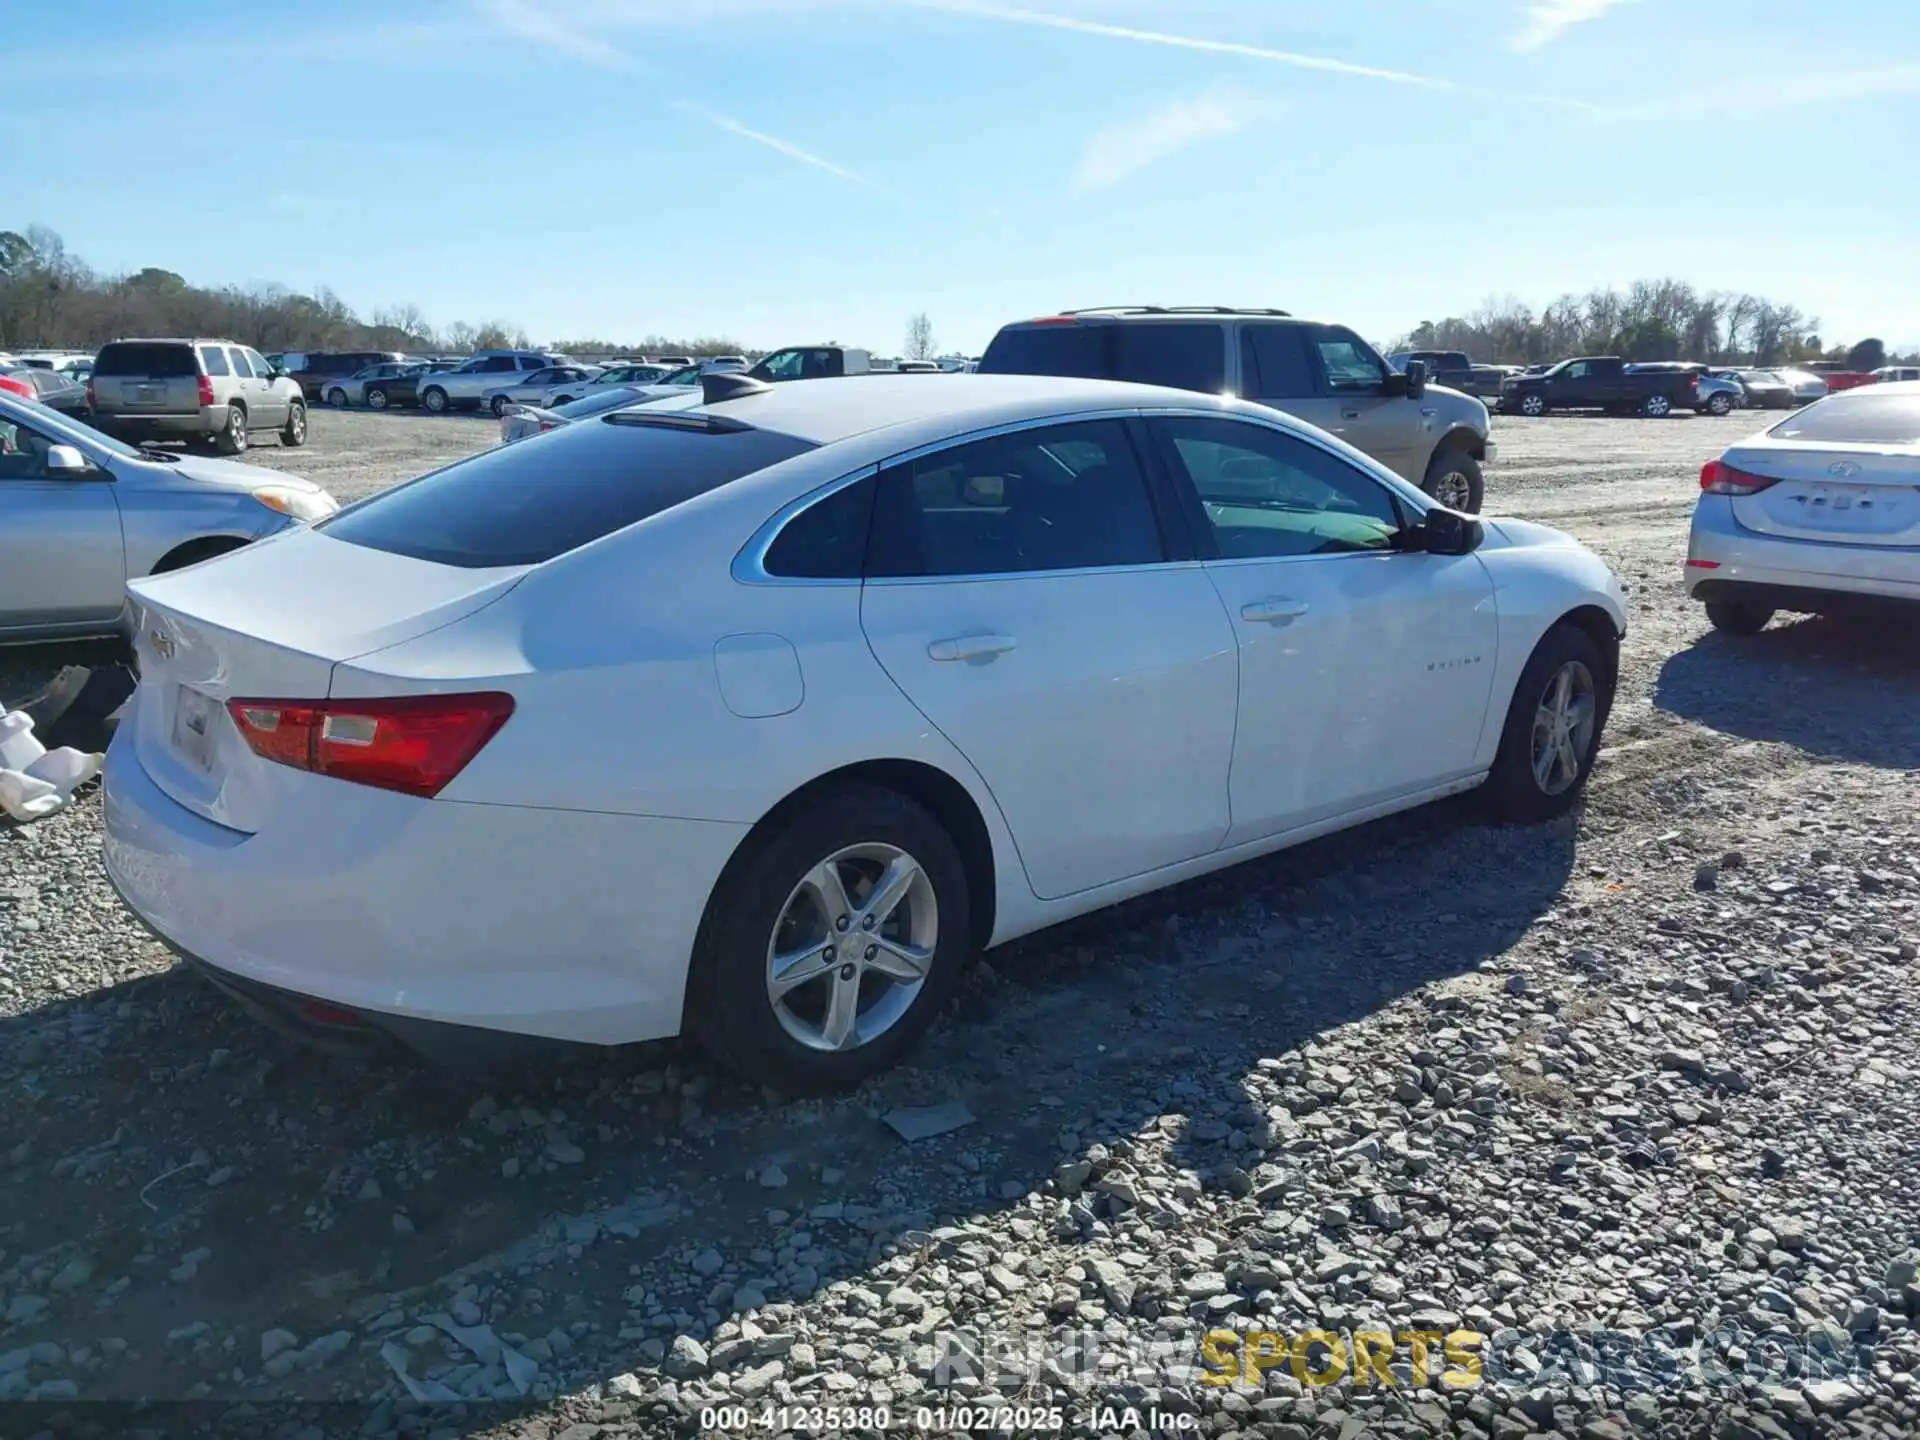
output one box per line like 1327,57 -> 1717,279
7,0 -> 1917,353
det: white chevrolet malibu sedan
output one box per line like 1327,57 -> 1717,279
103,373 -> 1627,1092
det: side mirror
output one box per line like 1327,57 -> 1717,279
1403,359 -> 1429,398
1414,506 -> 1483,556
44,444 -> 89,474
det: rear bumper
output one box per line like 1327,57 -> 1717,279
101,712 -> 750,1048
94,407 -> 222,436
1686,495 -> 1920,609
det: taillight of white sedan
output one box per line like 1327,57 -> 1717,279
103,372 -> 1627,1093
1686,381 -> 1920,634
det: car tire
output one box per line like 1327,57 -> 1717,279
490,394 -> 511,418
1519,393 -> 1547,418
1642,394 -> 1674,418
1421,447 -> 1484,514
367,388 -> 389,410
279,400 -> 307,448
421,386 -> 448,413
1482,623 -> 1613,824
326,387 -> 348,408
1705,599 -> 1775,635
688,783 -> 972,1095
1705,391 -> 1735,416
214,404 -> 248,455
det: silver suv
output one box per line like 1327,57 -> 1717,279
978,307 -> 1496,511
416,350 -> 559,413
86,339 -> 308,454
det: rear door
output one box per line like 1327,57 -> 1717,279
93,342 -> 199,416
857,416 -> 1238,900
0,408 -> 124,629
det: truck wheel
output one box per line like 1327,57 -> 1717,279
1642,394 -> 1674,418
279,400 -> 307,447
1422,448 -> 1484,514
214,404 -> 248,455
1519,393 -> 1547,417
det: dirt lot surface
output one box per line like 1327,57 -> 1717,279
4,409 -> 1919,1439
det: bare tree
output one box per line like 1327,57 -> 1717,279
905,312 -> 936,361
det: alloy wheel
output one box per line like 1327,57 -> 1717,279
1531,660 -> 1597,797
765,842 -> 937,1053
1432,468 -> 1473,510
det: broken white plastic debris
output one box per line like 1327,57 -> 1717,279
427,1312 -> 540,1394
0,703 -> 103,823
379,1341 -> 462,1403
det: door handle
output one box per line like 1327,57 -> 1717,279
1240,598 -> 1309,626
928,633 -> 1017,662
1341,408 -> 1362,420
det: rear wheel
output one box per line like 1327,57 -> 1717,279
1421,447 -> 1484,513
279,400 -> 307,447
214,403 -> 248,455
490,394 -> 511,418
1482,624 -> 1612,823
1705,391 -> 1735,416
421,385 -> 448,413
1705,599 -> 1775,635
1642,394 -> 1674,418
552,394 -> 575,407
367,388 -> 389,410
688,783 -> 971,1094
326,387 -> 349,408
1519,392 -> 1548,418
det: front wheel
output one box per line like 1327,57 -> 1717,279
688,783 -> 972,1094
326,387 -> 348,408
421,386 -> 448,413
1705,599 -> 1775,635
1422,448 -> 1484,513
1705,391 -> 1735,416
1482,624 -> 1613,823
279,400 -> 307,447
214,404 -> 248,455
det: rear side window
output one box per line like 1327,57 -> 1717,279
1769,393 -> 1920,446
93,343 -> 197,379
764,476 -> 876,579
199,346 -> 230,376
320,417 -> 818,568
866,419 -> 1164,578
1240,325 -> 1317,399
978,323 -> 1226,394
228,348 -> 253,377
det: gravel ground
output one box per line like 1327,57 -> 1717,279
4,408 -> 1919,1439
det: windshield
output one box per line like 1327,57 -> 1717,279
1768,391 -> 1920,446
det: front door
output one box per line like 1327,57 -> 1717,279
858,417 -> 1239,900
0,414 -> 124,632
1146,413 -> 1498,845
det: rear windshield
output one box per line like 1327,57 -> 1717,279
978,322 -> 1226,394
553,388 -> 646,419
1768,392 -> 1920,447
93,342 -> 198,379
320,415 -> 817,567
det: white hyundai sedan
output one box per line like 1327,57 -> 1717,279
1687,380 -> 1920,634
103,373 -> 1626,1092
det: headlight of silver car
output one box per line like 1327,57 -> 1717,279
251,485 -> 339,523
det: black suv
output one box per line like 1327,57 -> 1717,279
977,307 -> 1495,511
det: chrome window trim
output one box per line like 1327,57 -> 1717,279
730,403 -> 1433,588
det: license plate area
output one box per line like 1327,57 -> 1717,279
171,685 -> 220,773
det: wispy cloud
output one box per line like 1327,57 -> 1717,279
472,0 -> 639,67
1073,88 -> 1265,192
1510,0 -> 1630,52
672,103 -> 875,186
912,0 -> 1460,92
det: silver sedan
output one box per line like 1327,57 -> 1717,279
0,393 -> 338,645
481,365 -> 603,418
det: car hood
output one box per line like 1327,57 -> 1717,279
159,454 -> 324,494
1478,516 -> 1581,551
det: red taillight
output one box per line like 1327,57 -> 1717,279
196,374 -> 216,408
84,378 -> 96,409
0,375 -> 31,400
225,693 -> 514,798
1700,459 -> 1780,496
1685,558 -> 1721,569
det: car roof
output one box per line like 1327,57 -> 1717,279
636,372 -> 1247,448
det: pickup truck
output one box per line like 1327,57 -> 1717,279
1388,349 -> 1508,400
1498,356 -> 1699,418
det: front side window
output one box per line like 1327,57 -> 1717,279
0,413 -> 90,479
481,356 -> 519,373
1153,416 -> 1402,559
755,349 -> 807,382
1564,362 -> 1590,381
243,348 -> 273,377
865,419 -> 1164,578
1310,328 -> 1385,394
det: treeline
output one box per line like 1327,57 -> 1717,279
0,226 -> 748,358
1390,279 -> 1912,369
